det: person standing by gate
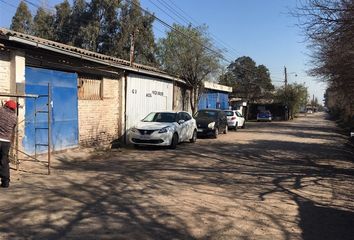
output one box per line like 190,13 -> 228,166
0,100 -> 17,188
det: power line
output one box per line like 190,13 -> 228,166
147,0 -> 183,26
128,0 -> 234,64
157,0 -> 192,25
0,0 -> 18,9
167,0 -> 244,57
6,0 -> 260,76
150,0 -> 244,60
166,0 -> 199,26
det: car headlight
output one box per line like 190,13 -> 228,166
208,122 -> 215,129
158,126 -> 173,133
131,127 -> 138,133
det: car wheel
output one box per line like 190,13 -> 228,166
223,125 -> 228,134
241,122 -> 246,129
213,128 -> 219,139
234,122 -> 238,131
190,129 -> 197,143
169,133 -> 178,149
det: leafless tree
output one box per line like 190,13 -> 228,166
296,0 -> 354,122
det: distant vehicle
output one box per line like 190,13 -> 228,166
224,110 -> 245,130
257,111 -> 272,122
307,109 -> 313,114
194,109 -> 228,138
129,111 -> 197,149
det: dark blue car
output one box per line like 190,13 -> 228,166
257,111 -> 272,122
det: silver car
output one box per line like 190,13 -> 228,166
224,110 -> 246,130
129,111 -> 197,149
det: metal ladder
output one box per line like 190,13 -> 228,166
34,83 -> 52,175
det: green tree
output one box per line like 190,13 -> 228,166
32,7 -> 54,40
77,0 -> 120,52
115,0 -> 156,65
53,0 -> 72,44
219,56 -> 274,102
10,1 -> 32,34
275,83 -> 308,119
158,24 -> 221,114
71,0 -> 88,47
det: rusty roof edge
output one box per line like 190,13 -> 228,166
0,28 -> 187,84
0,28 -> 232,91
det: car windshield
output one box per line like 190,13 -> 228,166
224,111 -> 234,116
142,112 -> 177,123
259,111 -> 270,114
194,110 -> 218,119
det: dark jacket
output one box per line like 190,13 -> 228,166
0,107 -> 17,142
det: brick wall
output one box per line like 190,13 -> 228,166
0,50 -> 11,99
78,77 -> 121,147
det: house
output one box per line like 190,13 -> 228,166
198,81 -> 232,110
0,28 -> 231,157
0,28 -> 187,155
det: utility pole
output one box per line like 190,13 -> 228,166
130,32 -> 135,67
284,66 -> 289,120
129,28 -> 140,67
284,66 -> 288,87
312,94 -> 315,112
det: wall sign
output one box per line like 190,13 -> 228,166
152,91 -> 164,96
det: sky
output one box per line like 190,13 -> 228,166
0,0 -> 327,102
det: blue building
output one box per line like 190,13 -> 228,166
198,82 -> 232,110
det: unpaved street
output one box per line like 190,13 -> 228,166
1,113 -> 353,240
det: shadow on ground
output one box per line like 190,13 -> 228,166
1,115 -> 354,239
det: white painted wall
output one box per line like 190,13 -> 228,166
125,73 -> 173,131
0,50 -> 11,95
0,49 -> 26,157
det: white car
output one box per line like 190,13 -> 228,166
224,110 -> 245,130
129,111 -> 197,149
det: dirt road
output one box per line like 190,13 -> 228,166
1,113 -> 353,239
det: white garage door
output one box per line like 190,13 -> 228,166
126,73 -> 173,131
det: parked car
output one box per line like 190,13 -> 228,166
257,110 -> 272,122
194,109 -> 228,138
224,110 -> 245,130
129,111 -> 197,149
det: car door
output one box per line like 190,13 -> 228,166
236,111 -> 245,126
177,112 -> 188,141
183,112 -> 194,140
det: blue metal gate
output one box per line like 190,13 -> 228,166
24,67 -> 78,154
198,91 -> 229,110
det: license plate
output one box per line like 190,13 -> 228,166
197,129 -> 203,133
139,135 -> 150,140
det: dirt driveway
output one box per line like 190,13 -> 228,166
1,113 -> 353,240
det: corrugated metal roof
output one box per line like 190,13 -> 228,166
0,28 -> 232,92
0,27 -> 169,76
204,81 -> 232,92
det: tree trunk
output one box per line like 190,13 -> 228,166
190,87 -> 199,115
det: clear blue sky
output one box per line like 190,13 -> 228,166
0,0 -> 326,102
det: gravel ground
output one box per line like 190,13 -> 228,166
1,113 -> 353,240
